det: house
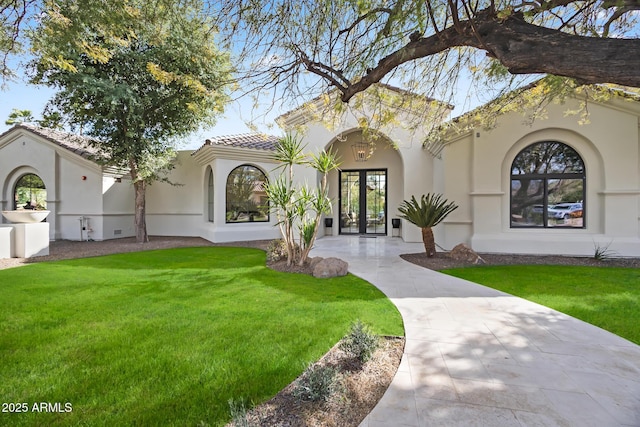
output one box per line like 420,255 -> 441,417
1,85 -> 639,257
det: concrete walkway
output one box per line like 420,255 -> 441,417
311,236 -> 640,427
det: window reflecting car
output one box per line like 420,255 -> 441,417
548,203 -> 583,219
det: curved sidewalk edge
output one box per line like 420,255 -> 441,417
311,236 -> 640,427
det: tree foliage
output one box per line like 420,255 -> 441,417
29,0 -> 232,242
4,107 -> 32,124
213,0 -> 639,126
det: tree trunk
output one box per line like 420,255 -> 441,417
133,179 -> 148,243
421,227 -> 436,258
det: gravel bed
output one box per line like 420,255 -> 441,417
400,251 -> 640,270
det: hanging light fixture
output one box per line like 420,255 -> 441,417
351,141 -> 371,162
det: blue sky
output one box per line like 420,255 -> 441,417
0,78 -> 285,150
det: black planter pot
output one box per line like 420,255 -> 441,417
392,218 -> 401,229
324,218 -> 333,228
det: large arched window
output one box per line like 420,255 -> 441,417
207,168 -> 214,222
226,165 -> 269,223
14,173 -> 47,210
510,142 -> 585,228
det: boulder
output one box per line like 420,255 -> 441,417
309,256 -> 323,269
449,243 -> 485,265
312,257 -> 349,278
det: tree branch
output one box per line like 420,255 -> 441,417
337,10 -> 640,102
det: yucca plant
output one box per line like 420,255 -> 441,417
265,134 -> 340,266
398,194 -> 458,257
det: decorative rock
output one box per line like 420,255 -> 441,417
309,257 -> 323,269
449,243 -> 485,265
312,257 -> 349,278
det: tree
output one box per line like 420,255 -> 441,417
5,108 -> 33,125
398,194 -> 458,257
214,0 -> 640,118
30,0 -> 232,242
5,108 -> 64,128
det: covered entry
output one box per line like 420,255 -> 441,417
339,169 -> 386,235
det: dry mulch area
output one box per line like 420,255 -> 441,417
400,251 -> 640,271
230,337 -> 404,427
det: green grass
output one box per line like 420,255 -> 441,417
442,265 -> 640,345
0,247 -> 403,426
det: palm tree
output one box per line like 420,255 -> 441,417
398,194 -> 458,257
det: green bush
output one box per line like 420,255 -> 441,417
292,363 -> 341,403
339,320 -> 380,363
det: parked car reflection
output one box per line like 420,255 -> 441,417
548,202 -> 583,219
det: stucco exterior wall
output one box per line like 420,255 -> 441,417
101,176 -> 135,240
285,101 -> 439,243
0,130 -> 108,240
442,97 -> 640,256
193,155 -> 282,243
145,151 -> 203,237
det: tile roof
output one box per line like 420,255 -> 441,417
200,133 -> 281,151
3,123 -> 103,161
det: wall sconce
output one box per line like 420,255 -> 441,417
351,142 -> 371,162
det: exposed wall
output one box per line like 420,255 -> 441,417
324,130 -> 404,237
441,97 -> 640,256
102,176 -> 135,240
192,154 -> 282,243
146,151 -> 203,237
0,130 -> 106,240
287,104 -> 437,243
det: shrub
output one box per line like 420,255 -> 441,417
228,398 -> 255,427
593,241 -> 618,261
292,363 -> 341,403
339,320 -> 379,363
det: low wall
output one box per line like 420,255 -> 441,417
0,226 -> 14,258
0,223 -> 50,258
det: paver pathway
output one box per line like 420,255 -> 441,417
311,236 -> 640,427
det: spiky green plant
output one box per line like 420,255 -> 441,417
266,133 -> 340,266
398,193 -> 458,257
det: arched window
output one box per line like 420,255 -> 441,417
207,168 -> 214,222
14,173 -> 47,210
226,165 -> 269,223
510,142 -> 585,228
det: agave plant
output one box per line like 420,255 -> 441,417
398,194 -> 458,257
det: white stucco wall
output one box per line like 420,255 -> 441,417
283,99 -> 441,243
101,176 -> 135,240
145,151 -> 203,237
190,147 -> 283,243
441,96 -> 640,257
0,130 -> 108,241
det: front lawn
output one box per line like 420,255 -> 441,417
442,265 -> 640,345
0,247 -> 403,426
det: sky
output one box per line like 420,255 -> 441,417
0,78 -> 287,150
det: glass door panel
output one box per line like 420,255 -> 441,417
340,170 -> 386,235
365,171 -> 386,234
340,171 -> 360,234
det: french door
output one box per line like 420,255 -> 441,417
339,169 -> 387,235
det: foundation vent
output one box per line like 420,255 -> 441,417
114,229 -> 122,235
